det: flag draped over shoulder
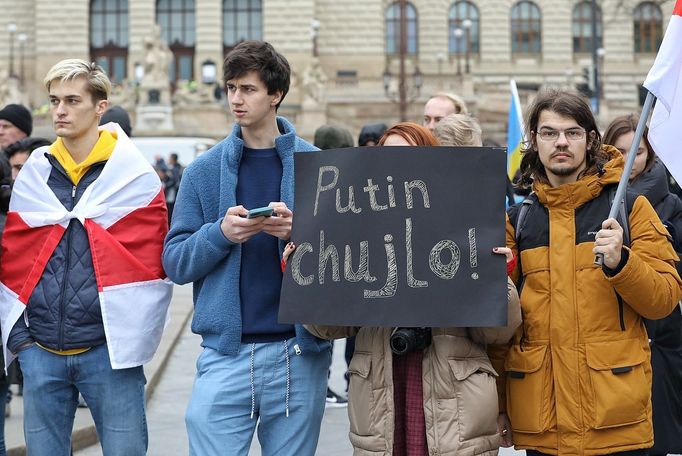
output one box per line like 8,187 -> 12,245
643,0 -> 682,184
0,123 -> 173,370
507,80 -> 524,180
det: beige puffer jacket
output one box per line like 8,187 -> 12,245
307,277 -> 520,456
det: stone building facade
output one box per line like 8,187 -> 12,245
0,0 -> 674,141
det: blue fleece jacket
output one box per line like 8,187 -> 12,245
162,117 -> 330,356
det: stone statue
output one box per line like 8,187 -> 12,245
0,70 -> 27,107
109,80 -> 137,111
139,24 -> 173,106
136,25 -> 174,132
172,80 -> 214,107
301,57 -> 328,107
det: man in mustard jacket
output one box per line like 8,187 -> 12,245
490,89 -> 682,455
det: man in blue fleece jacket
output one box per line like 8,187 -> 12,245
162,41 -> 331,455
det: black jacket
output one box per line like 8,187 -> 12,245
632,159 -> 682,454
8,153 -> 107,353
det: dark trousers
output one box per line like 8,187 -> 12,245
527,451 -> 648,456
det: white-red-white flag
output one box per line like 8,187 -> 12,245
643,0 -> 682,184
0,123 -> 173,370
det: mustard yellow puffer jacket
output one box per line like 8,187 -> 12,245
489,147 -> 682,455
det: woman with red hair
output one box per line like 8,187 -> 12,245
308,121 -> 520,456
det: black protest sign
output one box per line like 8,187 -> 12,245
279,146 -> 508,327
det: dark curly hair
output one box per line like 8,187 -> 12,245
517,89 -> 609,189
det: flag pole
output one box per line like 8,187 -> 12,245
510,79 -> 525,134
594,90 -> 656,266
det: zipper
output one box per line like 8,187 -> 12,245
57,184 -> 77,350
615,292 -> 626,331
428,347 -> 439,451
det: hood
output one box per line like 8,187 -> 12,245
314,125 -> 354,150
534,144 -> 623,209
630,158 -> 670,207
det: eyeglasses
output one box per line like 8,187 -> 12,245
536,128 -> 587,142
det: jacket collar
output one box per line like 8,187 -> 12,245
534,145 -> 623,209
224,116 -> 298,169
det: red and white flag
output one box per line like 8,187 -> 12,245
643,0 -> 682,184
0,123 -> 173,370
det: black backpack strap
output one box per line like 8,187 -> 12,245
510,192 -> 537,291
515,192 -> 537,241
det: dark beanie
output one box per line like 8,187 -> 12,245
0,104 -> 32,137
100,105 -> 132,137
314,125 -> 354,150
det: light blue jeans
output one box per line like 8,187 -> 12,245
18,344 -> 147,456
186,339 -> 330,456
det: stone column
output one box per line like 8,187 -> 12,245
129,0 -> 156,82
195,0 -> 223,83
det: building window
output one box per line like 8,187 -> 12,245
223,0 -> 262,56
157,0 -> 196,82
448,1 -> 479,55
634,2 -> 662,53
90,0 -> 128,83
385,1 -> 418,55
511,0 -> 541,54
572,1 -> 602,53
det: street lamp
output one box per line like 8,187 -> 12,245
436,51 -> 445,89
462,18 -> 472,74
201,59 -> 216,84
7,22 -> 16,78
310,18 -> 320,57
453,28 -> 463,77
17,32 -> 26,86
596,47 -> 606,106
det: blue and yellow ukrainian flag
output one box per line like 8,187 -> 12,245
507,80 -> 524,180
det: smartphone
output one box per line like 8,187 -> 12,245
246,206 -> 274,218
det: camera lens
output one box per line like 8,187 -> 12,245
390,333 -> 410,355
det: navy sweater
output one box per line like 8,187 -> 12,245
236,147 -> 295,342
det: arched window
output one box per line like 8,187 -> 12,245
511,1 -> 541,54
448,1 -> 480,55
385,2 -> 418,55
223,0 -> 262,56
572,2 -> 602,53
634,2 -> 662,53
90,0 -> 128,83
157,0 -> 196,82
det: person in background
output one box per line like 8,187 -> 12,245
0,104 -> 32,235
603,113 -> 682,456
307,122 -> 521,456
5,137 -> 52,181
422,93 -> 467,133
434,114 -> 517,207
358,123 -> 387,147
99,105 -> 132,137
165,153 -> 184,223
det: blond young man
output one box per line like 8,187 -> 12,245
0,59 -> 171,455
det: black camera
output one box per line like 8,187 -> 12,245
389,328 -> 432,355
